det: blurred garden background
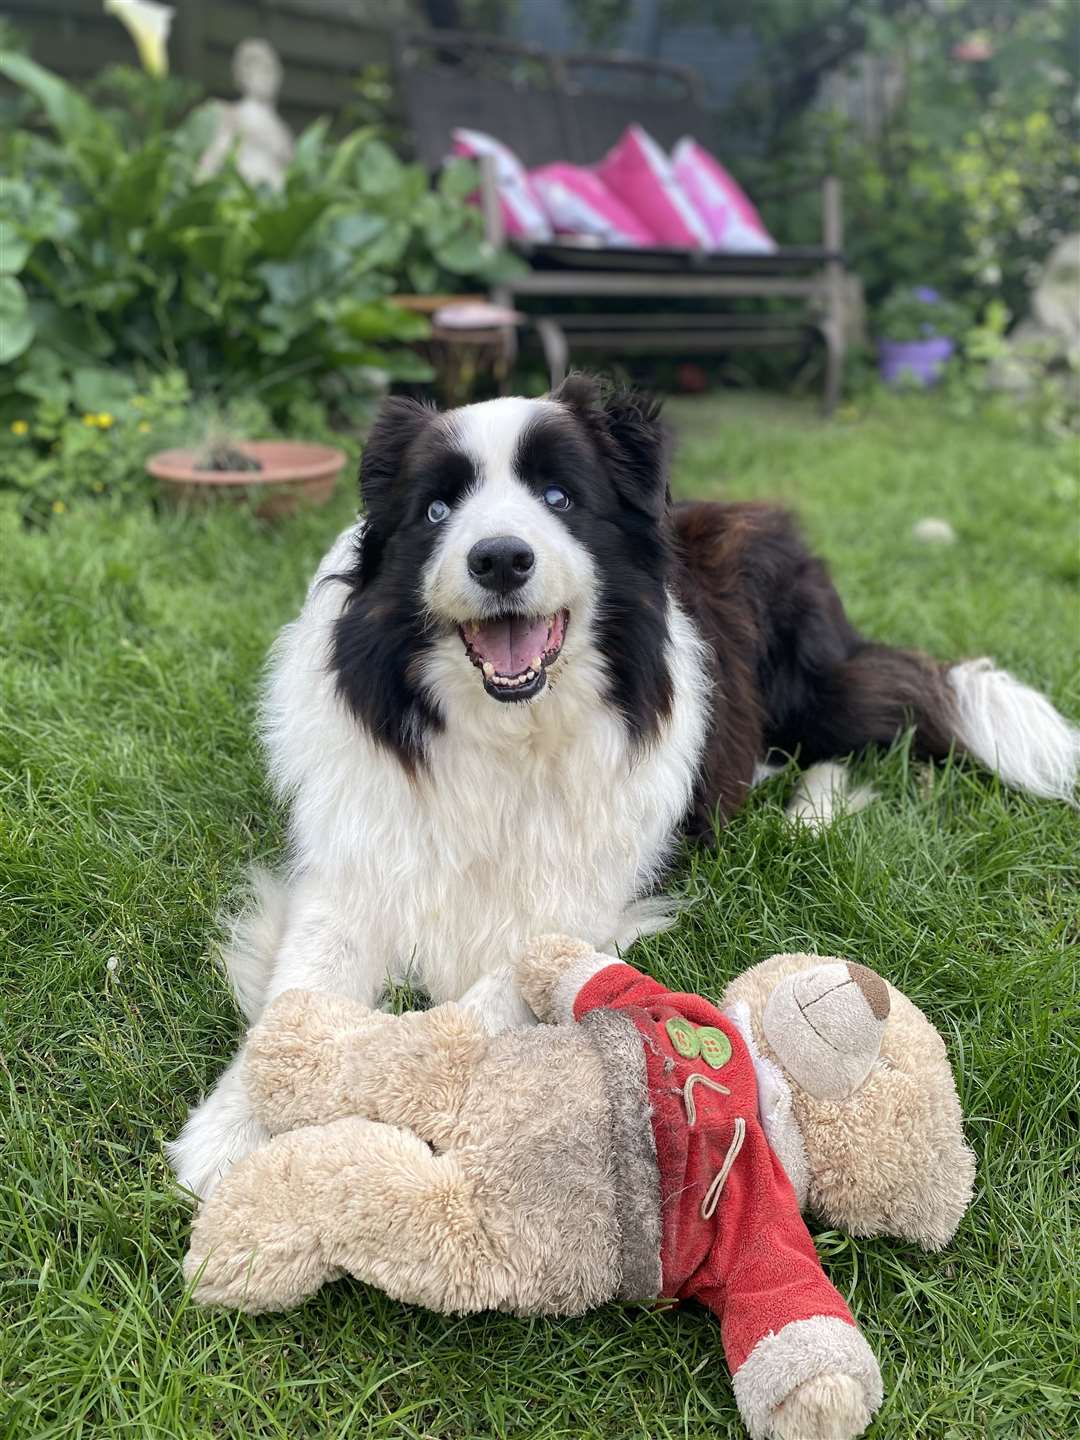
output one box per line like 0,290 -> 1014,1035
1,3 -> 1078,1438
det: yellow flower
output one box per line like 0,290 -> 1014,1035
104,0 -> 174,78
137,420 -> 151,434
97,412 -> 115,429
10,419 -> 29,436
82,412 -> 98,427
52,499 -> 67,514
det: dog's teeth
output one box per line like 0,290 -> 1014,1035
531,656 -> 542,671
525,670 -> 535,681
482,661 -> 495,677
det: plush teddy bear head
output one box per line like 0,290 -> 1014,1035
722,953 -> 976,1250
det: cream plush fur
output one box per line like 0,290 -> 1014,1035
186,941 -> 975,1440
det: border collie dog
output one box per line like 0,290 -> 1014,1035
170,374 -> 1079,1199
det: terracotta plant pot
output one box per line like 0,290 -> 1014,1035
147,440 -> 347,519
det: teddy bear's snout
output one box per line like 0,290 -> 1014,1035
762,961 -> 891,1102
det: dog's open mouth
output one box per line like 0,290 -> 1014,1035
460,610 -> 568,701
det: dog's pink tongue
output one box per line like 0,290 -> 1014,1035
472,616 -> 548,674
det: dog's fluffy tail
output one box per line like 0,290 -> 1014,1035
220,867 -> 289,1021
945,658 -> 1080,802
805,644 -> 1080,804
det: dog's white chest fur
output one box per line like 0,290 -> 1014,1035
263,525 -> 710,1003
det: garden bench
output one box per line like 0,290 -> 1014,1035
392,28 -> 848,413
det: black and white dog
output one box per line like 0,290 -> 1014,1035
170,375 -> 1079,1199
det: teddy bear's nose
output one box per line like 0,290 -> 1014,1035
846,963 -> 890,1021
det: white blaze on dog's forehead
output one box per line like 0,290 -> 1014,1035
443,395 -> 563,484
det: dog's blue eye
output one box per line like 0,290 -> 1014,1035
427,499 -> 450,524
544,486 -> 571,511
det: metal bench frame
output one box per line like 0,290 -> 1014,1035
393,28 -> 847,413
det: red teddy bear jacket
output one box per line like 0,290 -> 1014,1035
573,961 -> 859,1379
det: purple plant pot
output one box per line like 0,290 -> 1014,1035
878,336 -> 955,388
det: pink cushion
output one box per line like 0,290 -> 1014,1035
530,163 -> 655,246
671,137 -> 776,254
450,128 -> 552,240
595,124 -> 710,250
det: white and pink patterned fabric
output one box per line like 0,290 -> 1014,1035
671,137 -> 776,255
529,163 -> 656,247
450,128 -> 553,240
595,124 -> 711,249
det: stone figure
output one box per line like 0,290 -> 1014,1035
197,39 -> 295,192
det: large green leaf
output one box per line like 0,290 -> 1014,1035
29,300 -> 114,362
253,193 -> 336,260
13,349 -> 72,408
325,127 -> 380,187
438,157 -> 480,205
290,119 -> 331,178
0,221 -> 30,274
354,139 -> 405,199
338,299 -> 431,343
71,366 -> 137,415
0,52 -> 113,151
0,276 -> 33,363
105,143 -> 171,227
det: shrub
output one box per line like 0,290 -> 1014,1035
0,55 -> 520,437
1,369 -> 192,521
875,287 -> 970,343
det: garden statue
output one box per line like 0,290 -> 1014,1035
989,233 -> 1080,392
196,39 -> 294,192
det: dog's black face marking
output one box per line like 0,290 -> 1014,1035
332,400 -> 480,769
524,376 -> 674,741
331,377 -> 675,769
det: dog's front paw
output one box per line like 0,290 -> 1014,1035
457,966 -> 538,1034
167,1055 -> 269,1204
770,1372 -> 873,1440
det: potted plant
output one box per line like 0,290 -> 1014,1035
147,430 -> 347,520
876,287 -> 969,387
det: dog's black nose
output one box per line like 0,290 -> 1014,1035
467,536 -> 535,594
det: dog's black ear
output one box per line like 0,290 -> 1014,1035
600,387 -> 669,521
359,395 -> 435,513
553,373 -> 669,520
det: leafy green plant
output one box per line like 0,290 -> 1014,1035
0,54 -> 521,433
0,363 -> 354,522
1,369 -> 192,521
775,5 -> 1074,308
875,287 -> 970,343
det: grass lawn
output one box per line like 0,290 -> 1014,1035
2,391 -> 1078,1439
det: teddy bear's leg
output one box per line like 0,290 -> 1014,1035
246,991 -> 488,1149
187,1115 -> 507,1315
769,1373 -> 875,1440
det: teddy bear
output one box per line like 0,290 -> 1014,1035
185,940 -> 975,1440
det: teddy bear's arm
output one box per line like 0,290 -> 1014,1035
245,989 -> 488,1149
516,935 -> 669,1025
